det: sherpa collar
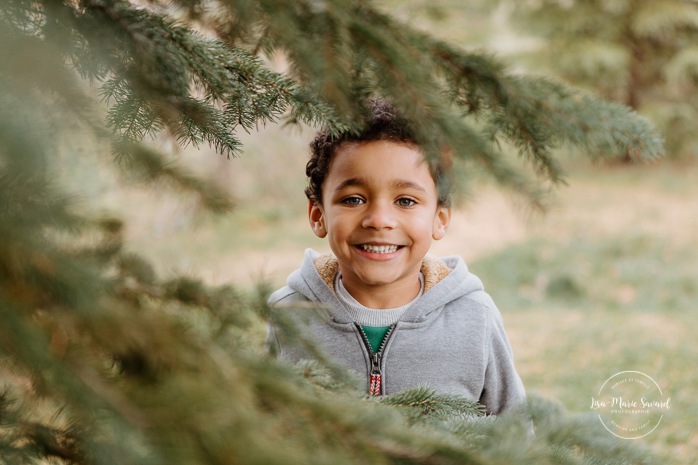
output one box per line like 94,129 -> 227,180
312,254 -> 452,294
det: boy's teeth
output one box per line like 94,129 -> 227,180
361,244 -> 398,254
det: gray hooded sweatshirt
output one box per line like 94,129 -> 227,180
267,249 -> 527,415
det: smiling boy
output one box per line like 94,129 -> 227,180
267,100 -> 526,414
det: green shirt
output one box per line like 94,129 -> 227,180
361,325 -> 391,353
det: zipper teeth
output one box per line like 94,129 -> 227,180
377,324 -> 396,353
355,323 -> 397,356
355,323 -> 373,354
355,323 -> 397,396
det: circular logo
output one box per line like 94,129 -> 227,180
590,371 -> 671,439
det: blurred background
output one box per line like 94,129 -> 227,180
51,1 -> 698,461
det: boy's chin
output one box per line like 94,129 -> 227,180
350,268 -> 416,289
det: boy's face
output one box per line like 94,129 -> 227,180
309,140 -> 450,306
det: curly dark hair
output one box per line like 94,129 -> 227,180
305,99 -> 451,207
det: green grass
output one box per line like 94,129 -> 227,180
472,234 -> 698,313
472,234 -> 698,464
505,305 -> 698,464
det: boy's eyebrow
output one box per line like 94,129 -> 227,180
391,179 -> 428,192
333,177 -> 428,193
333,177 -> 366,192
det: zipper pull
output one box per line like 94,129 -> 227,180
369,352 -> 382,396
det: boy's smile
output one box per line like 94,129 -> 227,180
309,140 -> 450,308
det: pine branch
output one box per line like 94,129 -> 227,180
210,0 -> 664,204
510,0 -> 698,159
73,0 -> 347,157
0,2 -> 672,465
380,386 -> 486,424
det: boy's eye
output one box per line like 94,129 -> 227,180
396,198 -> 416,207
342,196 -> 365,206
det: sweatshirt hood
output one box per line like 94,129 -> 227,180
286,249 -> 485,324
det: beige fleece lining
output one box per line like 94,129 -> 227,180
313,254 -> 451,294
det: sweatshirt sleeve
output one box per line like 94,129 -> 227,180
479,303 -> 527,416
264,285 -> 298,357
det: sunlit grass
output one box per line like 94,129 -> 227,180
504,305 -> 697,464
472,231 -> 698,464
472,234 -> 698,312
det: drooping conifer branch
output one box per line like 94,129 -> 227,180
0,1 -> 667,465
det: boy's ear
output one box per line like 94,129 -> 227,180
432,207 -> 451,241
308,202 -> 327,238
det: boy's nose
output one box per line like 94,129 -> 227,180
361,202 -> 397,230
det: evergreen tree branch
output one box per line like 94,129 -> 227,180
0,2 -> 671,464
206,0 -> 665,204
